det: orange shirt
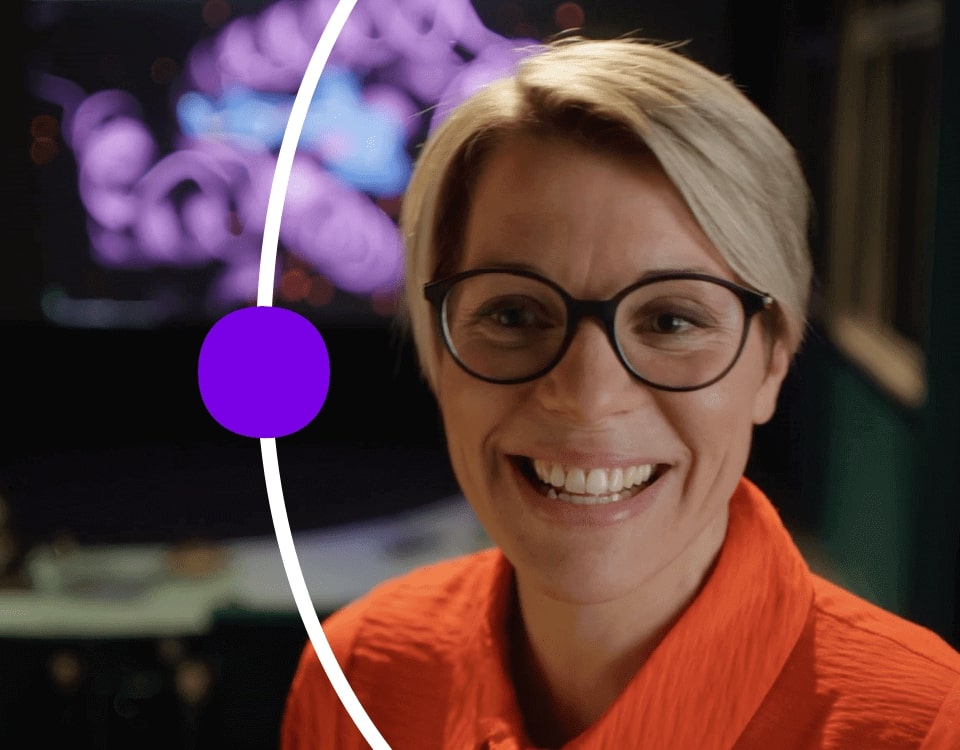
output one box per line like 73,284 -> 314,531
281,478 -> 960,749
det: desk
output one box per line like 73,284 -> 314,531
0,496 -> 488,749
1,494 -> 487,639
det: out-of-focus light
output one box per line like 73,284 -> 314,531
150,57 -> 180,85
31,114 -> 59,139
203,0 -> 231,29
48,650 -> 83,693
30,137 -> 59,165
554,2 -> 585,31
176,659 -> 212,706
307,276 -> 334,307
30,115 -> 60,167
280,268 -> 311,302
371,290 -> 398,317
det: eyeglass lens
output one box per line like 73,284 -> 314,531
441,272 -> 749,388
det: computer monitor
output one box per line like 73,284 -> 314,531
8,0 -> 730,545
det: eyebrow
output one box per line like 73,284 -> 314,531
463,259 -> 724,282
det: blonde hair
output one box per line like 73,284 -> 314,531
400,37 -> 812,389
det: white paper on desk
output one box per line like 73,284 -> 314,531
229,494 -> 489,612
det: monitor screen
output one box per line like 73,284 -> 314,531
25,0 -> 545,329
7,0 -> 730,547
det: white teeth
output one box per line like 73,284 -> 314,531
585,468 -> 608,495
528,459 -> 659,498
609,467 -> 624,492
564,468 -> 586,494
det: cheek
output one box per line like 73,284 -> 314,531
665,388 -> 740,436
663,370 -> 766,461
436,372 -> 474,458
435,365 -> 508,480
694,388 -> 727,413
437,397 -> 482,503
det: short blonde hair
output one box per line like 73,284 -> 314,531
400,37 -> 812,389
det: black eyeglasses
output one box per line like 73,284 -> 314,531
424,268 -> 773,391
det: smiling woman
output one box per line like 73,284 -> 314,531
429,136 -> 788,630
281,38 -> 960,750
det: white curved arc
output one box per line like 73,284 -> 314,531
261,439 -> 391,749
258,0 -> 359,306
257,0 -> 392,748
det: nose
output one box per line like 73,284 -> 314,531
533,319 -> 648,422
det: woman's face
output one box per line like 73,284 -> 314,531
434,134 -> 789,604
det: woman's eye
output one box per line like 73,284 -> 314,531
475,297 -> 548,328
491,307 -> 534,327
650,313 -> 695,334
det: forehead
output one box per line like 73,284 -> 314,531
460,133 -> 733,287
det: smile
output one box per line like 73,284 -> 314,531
512,457 -> 665,506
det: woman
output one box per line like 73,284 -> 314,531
282,38 -> 960,749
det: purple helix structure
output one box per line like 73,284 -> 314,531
33,0 -> 540,314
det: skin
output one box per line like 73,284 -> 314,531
433,133 -> 790,745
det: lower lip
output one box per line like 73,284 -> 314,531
511,462 -> 667,528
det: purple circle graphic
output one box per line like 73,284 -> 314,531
198,306 -> 330,437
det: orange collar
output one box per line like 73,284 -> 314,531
453,477 -> 814,750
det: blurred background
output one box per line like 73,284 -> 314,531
2,0 -> 958,746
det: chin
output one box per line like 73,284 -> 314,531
477,468 -> 682,600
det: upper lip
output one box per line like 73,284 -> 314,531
508,450 -> 668,469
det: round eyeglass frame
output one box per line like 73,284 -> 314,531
423,267 -> 774,392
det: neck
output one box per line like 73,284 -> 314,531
509,508 -> 729,746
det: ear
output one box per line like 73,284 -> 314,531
751,337 -> 790,425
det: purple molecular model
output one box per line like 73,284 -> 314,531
32,0 -> 540,318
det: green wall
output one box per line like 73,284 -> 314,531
808,345 -> 921,616
802,0 -> 958,645
910,0 -> 960,645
